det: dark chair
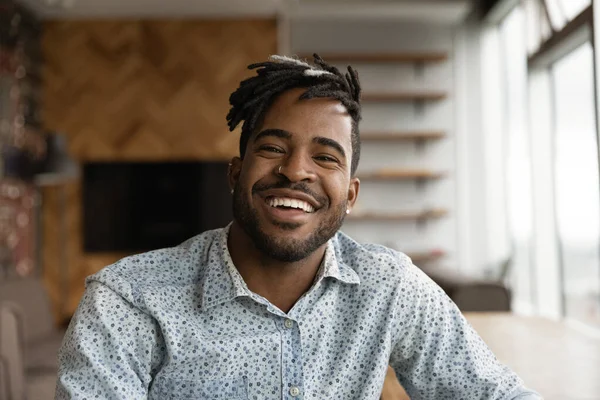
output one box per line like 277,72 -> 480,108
452,283 -> 511,312
421,257 -> 513,312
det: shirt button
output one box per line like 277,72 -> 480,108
284,319 -> 294,329
289,386 -> 300,397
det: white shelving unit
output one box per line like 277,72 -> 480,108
284,4 -> 471,268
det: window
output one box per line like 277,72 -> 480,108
525,0 -> 548,54
527,0 -> 591,51
549,0 -> 591,23
484,0 -> 598,324
551,42 -> 600,328
544,0 -> 567,30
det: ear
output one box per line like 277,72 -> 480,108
346,177 -> 360,212
228,157 -> 242,192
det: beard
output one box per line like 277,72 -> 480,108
232,179 -> 347,262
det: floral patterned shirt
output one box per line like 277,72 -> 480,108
55,225 -> 541,399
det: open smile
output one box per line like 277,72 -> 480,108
260,195 -> 315,223
256,186 -> 325,224
266,196 -> 315,213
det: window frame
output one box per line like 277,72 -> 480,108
549,40 -> 600,326
529,3 -> 593,68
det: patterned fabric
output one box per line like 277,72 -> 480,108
55,226 -> 541,399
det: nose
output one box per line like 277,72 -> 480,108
277,151 -> 317,183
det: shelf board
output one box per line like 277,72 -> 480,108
359,169 -> 446,181
346,209 -> 448,221
362,91 -> 447,102
298,52 -> 448,63
361,131 -> 446,142
406,250 -> 446,264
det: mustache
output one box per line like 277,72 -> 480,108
252,180 -> 328,206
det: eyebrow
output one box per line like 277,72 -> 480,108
254,129 -> 291,142
312,136 -> 346,160
254,128 -> 347,159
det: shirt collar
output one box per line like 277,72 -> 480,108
314,238 -> 361,286
200,224 -> 360,311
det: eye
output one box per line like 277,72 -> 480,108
259,145 -> 285,154
314,155 -> 339,163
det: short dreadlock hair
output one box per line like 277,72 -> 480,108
227,54 -> 362,176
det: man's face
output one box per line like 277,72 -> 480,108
229,88 -> 360,262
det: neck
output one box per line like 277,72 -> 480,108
227,221 -> 327,313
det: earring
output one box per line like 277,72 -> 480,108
346,209 -> 350,214
230,189 -> 234,195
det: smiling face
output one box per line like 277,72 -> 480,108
229,88 -> 360,262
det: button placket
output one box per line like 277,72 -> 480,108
280,317 -> 304,399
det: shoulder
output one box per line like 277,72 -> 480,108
331,231 -> 416,284
86,228 -> 224,295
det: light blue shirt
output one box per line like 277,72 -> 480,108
56,225 -> 541,399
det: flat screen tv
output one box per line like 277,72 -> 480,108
82,161 -> 233,253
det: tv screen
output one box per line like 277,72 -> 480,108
82,161 -> 233,253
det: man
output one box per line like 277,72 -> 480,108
56,54 -> 541,399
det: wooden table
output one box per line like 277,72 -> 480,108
465,312 -> 600,400
382,312 -> 600,400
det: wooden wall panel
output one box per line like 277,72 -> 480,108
41,19 -> 277,319
42,19 -> 277,161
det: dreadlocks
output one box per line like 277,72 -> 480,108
227,53 -> 362,176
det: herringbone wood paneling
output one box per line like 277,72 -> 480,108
41,19 -> 277,318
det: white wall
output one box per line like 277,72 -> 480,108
479,25 -> 512,270
454,15 -> 489,275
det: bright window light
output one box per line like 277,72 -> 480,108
552,41 -> 600,329
557,0 -> 590,20
544,0 -> 567,30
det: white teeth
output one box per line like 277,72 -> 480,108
267,197 -> 314,213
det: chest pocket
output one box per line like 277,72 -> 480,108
150,375 -> 248,399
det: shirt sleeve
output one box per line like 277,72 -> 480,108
55,277 -> 163,400
388,263 -> 543,400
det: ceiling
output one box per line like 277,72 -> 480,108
17,0 -> 281,18
16,0 -> 472,21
